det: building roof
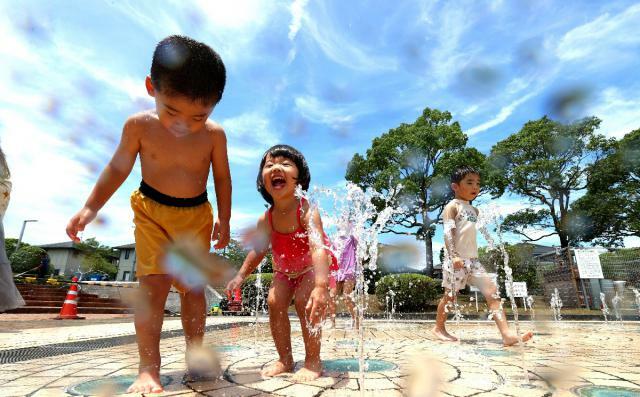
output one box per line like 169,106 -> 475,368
114,243 -> 136,249
516,243 -> 557,257
38,241 -> 81,250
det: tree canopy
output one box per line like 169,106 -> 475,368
487,116 -> 612,247
346,107 -> 486,275
572,128 -> 640,246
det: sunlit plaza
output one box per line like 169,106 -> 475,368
2,1 -> 640,396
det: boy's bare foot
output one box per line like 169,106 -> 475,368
431,326 -> 458,342
292,361 -> 322,382
127,370 -> 163,394
503,331 -> 534,347
261,360 -> 294,378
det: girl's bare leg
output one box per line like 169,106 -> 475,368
341,279 -> 358,329
292,272 -> 323,381
328,286 -> 337,328
262,277 -> 295,377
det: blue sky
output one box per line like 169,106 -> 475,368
1,1 -> 639,267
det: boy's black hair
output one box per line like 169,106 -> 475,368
451,165 -> 480,184
257,144 -> 311,205
150,35 -> 226,104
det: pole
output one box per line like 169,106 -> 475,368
566,246 -> 588,309
15,219 -> 38,251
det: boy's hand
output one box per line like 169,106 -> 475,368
66,207 -> 97,242
305,286 -> 329,326
452,257 -> 465,270
212,218 -> 230,249
225,274 -> 244,292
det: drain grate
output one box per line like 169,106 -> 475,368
0,323 -> 247,364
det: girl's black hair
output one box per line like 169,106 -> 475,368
257,144 -> 310,205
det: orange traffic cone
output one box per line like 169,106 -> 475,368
54,276 -> 85,320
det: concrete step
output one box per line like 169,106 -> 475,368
22,300 -> 127,308
17,292 -> 101,300
5,306 -> 133,314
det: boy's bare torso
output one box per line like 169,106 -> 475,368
132,111 -> 221,198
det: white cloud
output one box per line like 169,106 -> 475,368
465,91 -> 537,136
461,104 -> 479,116
286,0 -> 309,63
196,0 -> 269,29
294,95 -> 355,129
222,112 -> 280,165
423,2 -> 477,89
588,87 -> 640,138
556,4 -> 640,61
288,0 -> 308,41
299,3 -> 397,72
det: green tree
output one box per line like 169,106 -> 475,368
9,244 -> 47,274
478,243 -> 540,296
5,237 -> 19,258
219,239 -> 274,273
77,237 -> 118,259
487,116 -> 612,248
346,107 -> 486,276
220,238 -> 247,269
571,129 -> 640,246
81,251 -> 117,279
75,237 -> 118,279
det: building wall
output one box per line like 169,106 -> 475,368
116,249 -> 137,281
47,250 -> 70,276
66,250 -> 84,276
45,249 -> 86,276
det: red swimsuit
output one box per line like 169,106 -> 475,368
269,199 -> 337,289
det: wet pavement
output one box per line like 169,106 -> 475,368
1,316 -> 639,396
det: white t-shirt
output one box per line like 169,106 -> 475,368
443,199 -> 479,259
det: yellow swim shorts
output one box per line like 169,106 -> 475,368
130,189 -> 213,285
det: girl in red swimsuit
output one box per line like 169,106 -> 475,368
226,144 -> 336,381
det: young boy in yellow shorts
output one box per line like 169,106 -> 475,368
66,35 -> 231,393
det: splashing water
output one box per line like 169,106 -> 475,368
476,204 -> 530,384
526,296 -> 536,323
386,290 -> 396,322
612,281 -> 626,322
612,293 -> 623,322
551,288 -> 563,322
600,292 -> 610,323
632,288 -> 640,319
253,257 -> 267,344
296,182 -> 404,394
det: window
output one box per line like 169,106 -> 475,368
123,271 -> 130,281
124,250 -> 130,260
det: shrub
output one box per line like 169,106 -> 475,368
375,273 -> 441,312
9,245 -> 47,274
241,273 -> 273,312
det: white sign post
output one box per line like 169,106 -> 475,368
574,249 -> 604,279
470,273 -> 498,311
506,282 -> 528,310
574,249 -> 604,311
506,282 -> 528,298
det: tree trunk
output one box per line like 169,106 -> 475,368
424,233 -> 434,276
558,230 -> 569,248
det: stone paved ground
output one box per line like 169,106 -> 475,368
1,317 -> 639,396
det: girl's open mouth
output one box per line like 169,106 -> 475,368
271,175 -> 286,189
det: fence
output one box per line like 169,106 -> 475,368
533,247 -> 640,311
